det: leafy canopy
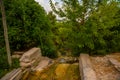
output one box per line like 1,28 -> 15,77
50,0 -> 120,55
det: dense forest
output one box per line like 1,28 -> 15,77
0,0 -> 120,78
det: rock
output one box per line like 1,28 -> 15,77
33,57 -> 53,71
59,58 -> 67,63
58,57 -> 79,64
19,48 -> 42,69
13,51 -> 24,55
0,68 -> 22,80
20,60 -> 35,68
79,54 -> 97,80
107,56 -> 120,72
20,48 -> 41,63
12,55 -> 21,58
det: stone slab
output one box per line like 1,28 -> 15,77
0,68 -> 22,80
79,54 -> 97,80
20,48 -> 41,63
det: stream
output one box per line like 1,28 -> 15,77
21,62 -> 80,80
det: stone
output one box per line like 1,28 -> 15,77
20,48 -> 41,63
79,54 -> 97,80
0,68 -> 22,80
59,58 -> 66,63
19,48 -> 42,68
107,56 -> 120,72
12,55 -> 21,58
13,51 -> 24,55
20,60 -> 35,68
33,57 -> 53,71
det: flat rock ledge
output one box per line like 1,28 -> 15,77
79,54 -> 97,80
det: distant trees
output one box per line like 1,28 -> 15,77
50,0 -> 120,55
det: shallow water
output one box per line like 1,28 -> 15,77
22,63 -> 80,80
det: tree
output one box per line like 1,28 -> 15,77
47,11 -> 56,25
50,0 -> 120,55
0,0 -> 57,58
0,0 -> 12,66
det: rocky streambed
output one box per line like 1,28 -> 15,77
91,55 -> 120,80
21,58 -> 80,80
1,47 -> 120,80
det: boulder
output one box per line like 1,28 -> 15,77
79,54 -> 97,80
20,48 -> 41,68
20,48 -> 41,63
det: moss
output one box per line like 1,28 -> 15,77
55,64 -> 70,80
22,63 -> 80,80
38,63 -> 58,80
65,63 -> 80,80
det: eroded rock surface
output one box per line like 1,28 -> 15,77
91,56 -> 120,80
20,48 -> 41,69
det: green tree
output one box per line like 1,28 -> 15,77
0,0 -> 57,63
0,0 -> 57,77
50,0 -> 120,55
47,11 -> 56,25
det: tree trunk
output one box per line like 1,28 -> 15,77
0,0 -> 12,66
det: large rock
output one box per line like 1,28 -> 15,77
0,68 -> 22,80
20,48 -> 41,63
79,54 -> 97,80
20,48 -> 41,68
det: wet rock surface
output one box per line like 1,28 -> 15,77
58,57 -> 79,64
21,62 -> 80,80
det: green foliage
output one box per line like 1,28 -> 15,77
0,0 -> 57,77
0,0 -> 57,57
0,47 -> 20,78
47,11 -> 56,25
50,0 -> 120,56
0,48 -> 9,68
